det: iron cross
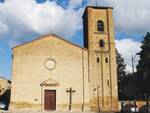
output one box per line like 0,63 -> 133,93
95,0 -> 98,6
66,87 -> 76,111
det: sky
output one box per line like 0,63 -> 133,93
0,0 -> 149,79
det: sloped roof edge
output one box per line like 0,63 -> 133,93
12,34 -> 84,50
0,76 -> 10,81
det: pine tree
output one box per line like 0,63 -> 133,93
116,49 -> 126,99
137,32 -> 150,96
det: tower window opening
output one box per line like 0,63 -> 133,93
99,39 -> 105,47
106,58 -> 108,63
97,57 -> 100,63
107,80 -> 110,87
97,20 -> 104,32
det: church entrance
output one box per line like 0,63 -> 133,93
44,90 -> 56,110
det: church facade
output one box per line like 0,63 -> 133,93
10,6 -> 119,112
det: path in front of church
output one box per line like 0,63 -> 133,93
0,110 -> 119,113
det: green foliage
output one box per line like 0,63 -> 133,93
116,49 -> 127,100
123,73 -> 137,100
116,49 -> 126,78
137,32 -> 150,95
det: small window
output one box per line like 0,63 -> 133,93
107,80 -> 110,87
106,58 -> 108,63
97,20 -> 104,31
97,57 -> 100,63
99,39 -> 105,47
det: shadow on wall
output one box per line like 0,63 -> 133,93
0,89 -> 11,110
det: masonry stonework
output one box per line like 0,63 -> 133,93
10,6 -> 119,112
10,35 -> 90,111
83,7 -> 118,111
0,77 -> 11,95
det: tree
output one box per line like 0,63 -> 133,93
116,50 -> 126,77
137,32 -> 150,98
116,49 -> 126,100
123,73 -> 137,100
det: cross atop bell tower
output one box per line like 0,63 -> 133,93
95,0 -> 98,6
82,6 -> 119,112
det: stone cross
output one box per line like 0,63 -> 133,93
66,87 -> 76,110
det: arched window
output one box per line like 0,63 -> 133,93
97,20 -> 104,31
99,39 -> 105,47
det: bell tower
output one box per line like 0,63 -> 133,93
83,6 -> 118,111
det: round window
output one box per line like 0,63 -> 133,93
44,59 -> 56,70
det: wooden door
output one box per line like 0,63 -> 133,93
44,90 -> 56,110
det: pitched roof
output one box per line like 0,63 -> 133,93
13,34 -> 84,50
87,6 -> 113,9
0,76 -> 10,81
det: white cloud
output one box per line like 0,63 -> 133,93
0,0 -> 83,47
116,39 -> 141,73
88,0 -> 150,34
0,21 -> 10,39
0,0 -> 144,72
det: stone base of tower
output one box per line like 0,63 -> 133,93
89,97 -> 119,112
90,106 -> 119,112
